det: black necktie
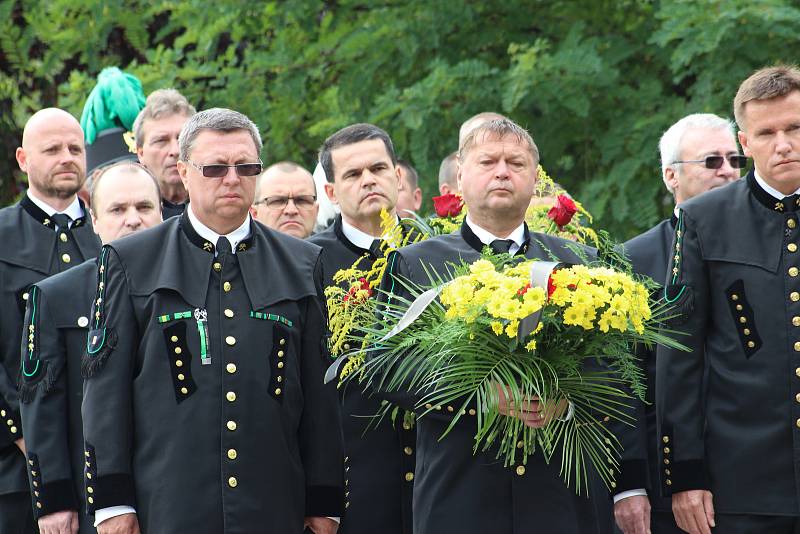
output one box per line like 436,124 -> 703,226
369,239 -> 383,259
490,239 -> 514,255
52,213 -> 71,231
216,236 -> 232,259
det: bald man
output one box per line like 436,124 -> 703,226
438,152 -> 458,195
0,108 -> 101,532
458,111 -> 507,148
252,161 -> 319,239
20,163 -> 162,534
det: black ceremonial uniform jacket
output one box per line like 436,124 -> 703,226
0,196 -> 100,496
308,215 -> 415,534
657,172 -> 800,515
381,221 -> 601,534
81,213 -> 344,533
617,217 -> 676,510
19,260 -> 96,532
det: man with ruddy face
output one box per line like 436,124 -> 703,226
253,161 -> 318,239
0,108 -> 101,534
615,113 -> 742,534
133,89 -> 196,218
658,66 -> 800,534
309,123 -> 415,534
376,118 -> 599,534
81,108 -> 343,534
19,162 -> 162,534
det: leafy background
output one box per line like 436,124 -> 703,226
2,0 -> 799,239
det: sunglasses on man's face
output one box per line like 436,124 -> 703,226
188,160 -> 263,178
672,155 -> 748,170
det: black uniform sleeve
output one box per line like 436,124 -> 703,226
81,246 -> 137,514
0,268 -> 24,447
299,256 -> 345,517
656,210 -> 710,494
19,285 -> 79,517
609,342 -> 651,494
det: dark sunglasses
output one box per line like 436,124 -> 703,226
188,160 -> 263,178
255,195 -> 317,210
672,155 -> 748,169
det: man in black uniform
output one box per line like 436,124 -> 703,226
19,162 -> 163,534
614,113 -> 741,534
378,118 -> 599,534
657,65 -> 800,534
82,108 -> 343,534
308,123 -> 415,534
0,108 -> 102,533
133,88 -> 196,219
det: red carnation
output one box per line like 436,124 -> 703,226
547,277 -> 556,298
547,194 -> 578,229
432,193 -> 464,218
343,277 -> 373,302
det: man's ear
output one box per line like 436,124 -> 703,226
324,182 -> 338,204
664,166 -> 679,194
738,130 -> 752,158
15,147 -> 27,173
177,160 -> 190,190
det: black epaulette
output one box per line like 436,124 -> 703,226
82,246 -> 117,378
18,286 -> 62,403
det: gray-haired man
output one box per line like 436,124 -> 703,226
616,113 -> 741,534
82,108 -> 344,534
133,88 -> 196,218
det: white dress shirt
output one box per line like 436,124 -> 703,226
464,216 -> 525,255
754,170 -> 800,199
340,216 -> 400,249
26,190 -> 83,226
186,203 -> 251,254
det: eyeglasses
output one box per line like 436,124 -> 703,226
187,160 -> 263,178
255,195 -> 317,210
672,155 -> 748,169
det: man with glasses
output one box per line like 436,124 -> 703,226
81,108 -> 343,534
613,113 -> 742,534
252,161 -> 318,239
658,65 -> 800,534
309,123 -> 415,534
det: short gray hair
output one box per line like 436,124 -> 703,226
178,108 -> 263,162
458,118 -> 539,165
658,113 -> 736,193
133,89 -> 196,148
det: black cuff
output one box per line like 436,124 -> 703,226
664,459 -> 709,495
36,479 -> 79,519
0,402 -> 22,446
617,459 -> 651,494
89,473 -> 136,514
305,485 -> 344,517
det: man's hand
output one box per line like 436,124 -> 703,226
672,490 -> 714,534
495,383 -> 568,428
96,513 -> 140,534
614,495 -> 651,534
304,516 -> 338,534
14,437 -> 25,456
38,510 -> 78,534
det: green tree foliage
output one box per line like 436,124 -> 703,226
2,0 -> 800,238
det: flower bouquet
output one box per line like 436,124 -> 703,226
350,253 -> 686,494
